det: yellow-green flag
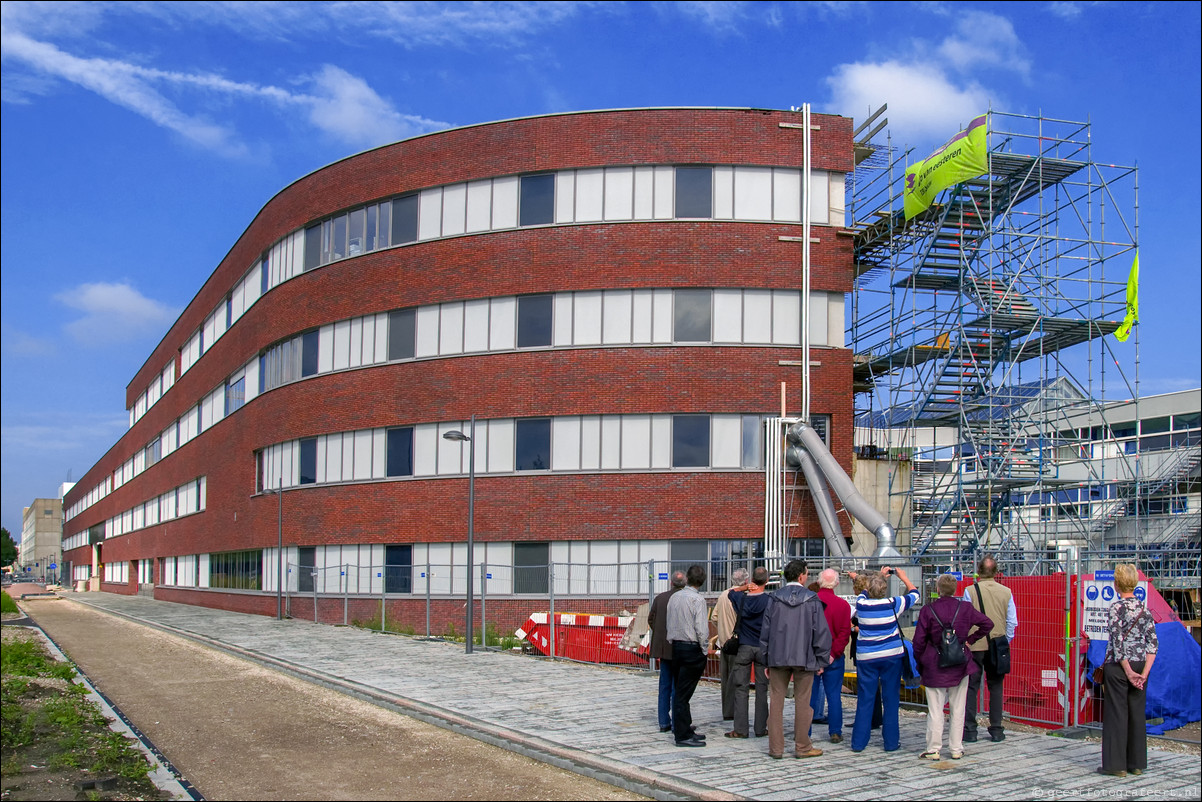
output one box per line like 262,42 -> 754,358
1114,252 -> 1139,342
904,114 -> 989,220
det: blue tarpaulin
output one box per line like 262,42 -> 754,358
1086,622 -> 1202,734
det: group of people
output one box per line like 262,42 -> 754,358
646,557 -> 1018,761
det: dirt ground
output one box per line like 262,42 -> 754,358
14,597 -> 646,801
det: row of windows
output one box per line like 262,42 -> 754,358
155,162 -> 843,409
257,414 -> 832,492
65,478 -> 208,548
129,360 -> 177,427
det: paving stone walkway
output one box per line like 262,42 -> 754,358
65,593 -> 1201,802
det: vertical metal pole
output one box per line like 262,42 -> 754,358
381,558 -> 387,633
425,561 -> 432,638
312,566 -> 319,624
466,415 -> 476,654
1062,561 -> 1071,728
276,481 -> 283,620
480,560 -> 488,649
647,559 -> 657,672
548,561 -> 556,661
343,564 -> 348,626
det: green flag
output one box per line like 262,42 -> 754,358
1114,252 -> 1139,342
903,114 -> 989,220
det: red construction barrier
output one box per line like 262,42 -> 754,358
515,612 -> 647,666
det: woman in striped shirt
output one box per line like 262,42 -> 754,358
847,567 -> 920,753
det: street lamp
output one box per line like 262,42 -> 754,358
262,479 -> 284,620
443,415 -> 476,654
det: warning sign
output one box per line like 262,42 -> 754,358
1082,571 -> 1147,641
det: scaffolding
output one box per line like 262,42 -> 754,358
847,110 -> 1143,559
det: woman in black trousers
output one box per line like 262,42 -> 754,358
1099,563 -> 1158,777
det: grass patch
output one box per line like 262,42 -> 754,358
1,591 -> 20,615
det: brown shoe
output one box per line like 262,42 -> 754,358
795,748 -> 824,758
830,734 -> 843,744
725,731 -> 749,739
768,753 -> 784,760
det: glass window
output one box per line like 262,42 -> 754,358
301,330 -> 319,377
519,174 -> 555,227
1173,412 -> 1200,430
384,544 -> 412,594
673,414 -> 710,468
386,427 -> 414,477
388,309 -> 416,360
332,214 -> 347,260
1141,416 -> 1171,434
392,194 -> 419,244
209,549 -> 262,590
810,414 -> 831,446
298,547 -> 316,593
347,208 -> 366,256
675,166 -> 713,218
674,289 -> 712,342
226,377 -> 246,415
742,415 -> 764,468
299,438 -> 317,485
515,418 -> 551,471
304,226 -> 321,271
261,254 -> 271,294
514,542 -> 549,594
517,294 -> 553,348
670,540 -> 709,585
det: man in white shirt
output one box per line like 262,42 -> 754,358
666,564 -> 711,747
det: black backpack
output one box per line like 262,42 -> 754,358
930,602 -> 967,668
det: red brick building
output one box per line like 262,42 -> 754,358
61,107 -> 855,630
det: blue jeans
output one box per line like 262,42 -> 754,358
810,655 -> 845,736
852,655 -> 902,751
658,660 -> 675,729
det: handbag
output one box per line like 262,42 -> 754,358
892,607 -> 921,688
931,601 -> 968,668
974,583 -> 1011,676
721,593 -> 743,656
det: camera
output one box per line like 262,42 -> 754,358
883,567 -> 894,576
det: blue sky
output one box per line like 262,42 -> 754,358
2,1 -> 1199,538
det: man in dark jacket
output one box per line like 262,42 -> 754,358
647,570 -> 686,732
760,560 -> 832,760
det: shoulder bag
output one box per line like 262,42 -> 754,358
974,583 -> 1011,675
721,593 -> 744,656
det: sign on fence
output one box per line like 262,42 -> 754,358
1082,572 -> 1147,641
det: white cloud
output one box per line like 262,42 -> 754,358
305,65 -> 447,149
1,330 -> 57,358
937,12 -> 1030,77
54,282 -> 180,347
1048,2 -> 1086,20
825,60 -> 993,148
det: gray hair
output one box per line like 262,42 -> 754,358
731,568 -> 750,586
818,568 -> 839,589
670,570 -> 687,589
936,574 -> 958,597
866,571 -> 890,599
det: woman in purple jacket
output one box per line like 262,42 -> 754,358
913,573 -> 993,760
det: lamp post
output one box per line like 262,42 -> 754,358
263,480 -> 284,620
443,415 -> 476,654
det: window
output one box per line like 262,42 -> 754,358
673,289 -> 712,342
514,542 -> 549,594
386,427 -> 414,477
675,166 -> 713,218
741,415 -> 764,469
226,377 -> 246,415
515,418 -> 551,471
810,414 -> 831,446
299,438 -> 317,485
301,330 -> 319,377
388,309 -> 416,360
209,550 -> 262,590
261,254 -> 271,294
519,174 -> 555,227
297,547 -> 316,593
145,438 -> 162,468
384,545 -> 412,593
392,194 -> 419,244
304,226 -> 321,271
670,540 -> 709,585
517,294 -> 553,348
672,415 -> 710,468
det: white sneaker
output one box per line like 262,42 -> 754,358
919,750 -> 941,760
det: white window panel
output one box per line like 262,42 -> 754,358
161,428 -> 174,458
437,422 -> 468,474
332,320 -> 351,370
208,386 -> 225,427
491,176 -> 519,229
633,166 -> 655,219
580,415 -> 601,470
734,166 -> 773,220
340,432 -> 355,482
441,183 -> 467,236
180,406 -> 199,445
325,433 -> 344,482
470,421 -> 488,475
162,361 -> 175,393
353,430 -> 373,480
439,302 -> 465,355
315,437 -> 328,484
713,166 -> 734,219
744,290 -> 773,343
415,306 -> 441,357
552,293 -> 574,346
418,188 -> 443,240
181,331 -> 201,374
414,424 -> 438,476
552,417 -> 581,470
713,289 -> 743,343
601,415 -> 622,470
620,415 -> 651,469
360,315 -> 375,366
243,262 -> 262,307
555,171 -> 576,224
348,317 -> 364,368
829,172 -> 846,225
573,291 -> 602,345
712,415 -> 742,467
604,167 -> 634,220
652,290 -> 673,343
631,289 -> 654,343
489,297 -> 516,350
590,542 -> 619,594
198,476 -> 207,510
773,168 -> 802,222
202,310 -> 218,355
244,358 -> 260,403
133,505 -> 144,530
486,419 -> 514,473
147,381 -> 160,407
602,290 -> 633,344
651,415 -> 672,468
463,299 -> 490,353
653,166 -> 674,219
827,292 -> 845,347
575,168 -> 604,222
773,291 -> 802,345
318,324 -> 335,373
374,313 -> 389,363
372,429 -> 387,478
466,180 -> 492,233
809,292 -> 829,345
809,170 -> 829,225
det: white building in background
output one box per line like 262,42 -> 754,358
20,496 -> 66,582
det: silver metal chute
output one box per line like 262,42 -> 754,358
787,443 -> 852,559
789,421 -> 903,560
